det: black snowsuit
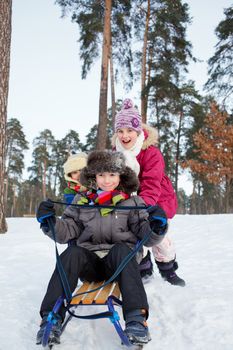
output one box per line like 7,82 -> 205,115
40,194 -> 164,320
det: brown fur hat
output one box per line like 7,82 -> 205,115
80,150 -> 139,195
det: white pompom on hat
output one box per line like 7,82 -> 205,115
63,153 -> 87,183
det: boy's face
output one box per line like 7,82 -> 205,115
117,127 -> 138,149
70,170 -> 81,182
96,172 -> 120,191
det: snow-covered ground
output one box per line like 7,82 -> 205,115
0,215 -> 233,350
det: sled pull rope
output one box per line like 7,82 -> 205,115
46,203 -> 156,307
47,218 -> 73,303
51,199 -> 152,211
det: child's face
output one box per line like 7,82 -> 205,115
70,170 -> 81,182
96,172 -> 120,191
117,127 -> 138,149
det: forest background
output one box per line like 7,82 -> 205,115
0,0 -> 233,233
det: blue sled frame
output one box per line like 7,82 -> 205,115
41,294 -> 134,348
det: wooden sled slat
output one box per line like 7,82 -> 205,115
71,281 -> 121,305
81,281 -> 105,304
111,282 -> 121,299
71,281 -> 93,305
95,282 -> 115,304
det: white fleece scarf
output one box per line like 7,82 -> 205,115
115,132 -> 144,175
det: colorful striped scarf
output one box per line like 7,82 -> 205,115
67,181 -> 87,193
77,189 -> 129,216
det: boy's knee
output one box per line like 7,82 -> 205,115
110,242 -> 131,256
67,245 -> 80,254
61,245 -> 86,260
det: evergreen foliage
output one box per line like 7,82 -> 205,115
55,130 -> 84,194
205,6 -> 233,108
55,1 -> 134,148
56,0 -> 133,83
6,118 -> 29,179
2,3 -> 233,216
5,118 -> 29,216
28,129 -> 56,200
83,102 -> 119,151
133,0 -> 193,113
132,0 -> 195,189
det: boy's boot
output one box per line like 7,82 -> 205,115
36,313 -> 62,345
124,309 -> 151,345
139,250 -> 153,279
156,259 -> 186,287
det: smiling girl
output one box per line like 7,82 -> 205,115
112,98 -> 185,287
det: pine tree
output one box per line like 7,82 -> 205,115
55,0 -> 132,149
182,98 -> 209,213
205,6 -> 233,108
5,118 -> 29,216
97,0 -> 112,149
28,130 -> 55,200
132,0 -> 193,123
172,82 -> 201,192
0,0 -> 12,232
17,179 -> 38,216
6,119 -> 29,177
132,0 -> 194,189
54,130 -> 83,195
83,102 -> 119,151
82,125 -> 98,152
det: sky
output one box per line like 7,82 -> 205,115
7,0 -> 232,192
0,214 -> 233,349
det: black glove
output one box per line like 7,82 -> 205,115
147,205 -> 168,235
36,200 -> 56,224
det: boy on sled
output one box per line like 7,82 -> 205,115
36,150 -> 167,346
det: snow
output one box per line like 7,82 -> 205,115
0,215 -> 233,350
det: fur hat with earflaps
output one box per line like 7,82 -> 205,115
80,150 -> 139,195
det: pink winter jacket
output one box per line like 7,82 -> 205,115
112,124 -> 178,219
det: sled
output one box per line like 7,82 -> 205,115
41,281 -> 142,349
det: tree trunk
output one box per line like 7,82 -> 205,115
174,110 -> 183,193
190,180 -> 196,214
4,175 -> 8,207
0,0 -> 12,233
141,0 -> 150,123
5,141 -> 12,209
42,159 -> 47,199
53,170 -> 58,195
197,181 -> 201,214
29,194 -> 33,215
109,38 -> 116,129
11,183 -> 16,217
96,0 -> 111,150
225,176 -> 231,213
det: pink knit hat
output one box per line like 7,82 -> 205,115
114,98 -> 142,133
